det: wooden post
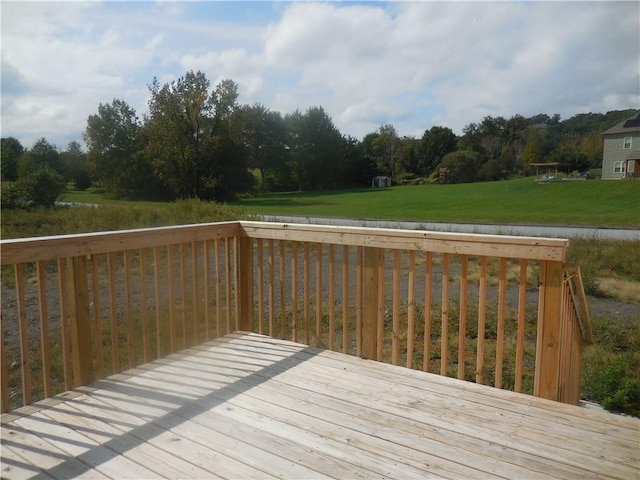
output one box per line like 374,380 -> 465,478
362,247 -> 383,360
237,236 -> 254,332
69,256 -> 93,387
534,260 -> 564,401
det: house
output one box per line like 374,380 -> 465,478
601,112 -> 640,179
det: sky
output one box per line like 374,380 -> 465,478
1,1 -> 639,150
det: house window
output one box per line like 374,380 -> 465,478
614,161 -> 626,174
623,137 -> 632,149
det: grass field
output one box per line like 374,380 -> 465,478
232,178 -> 640,227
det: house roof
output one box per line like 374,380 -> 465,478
602,113 -> 640,135
626,149 -> 640,161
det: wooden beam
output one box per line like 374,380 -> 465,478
238,221 -> 568,262
69,256 -> 93,387
237,236 -> 254,332
362,247 -> 383,360
534,260 -> 564,401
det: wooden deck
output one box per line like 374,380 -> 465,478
2,333 -> 638,480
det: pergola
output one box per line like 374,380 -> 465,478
531,162 -> 559,178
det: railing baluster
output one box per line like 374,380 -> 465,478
458,255 -> 468,380
69,256 -> 92,387
316,243 -> 323,348
496,257 -> 507,389
257,238 -> 264,334
92,255 -> 104,377
192,241 -> 200,345
167,245 -> 176,353
225,238 -> 231,333
232,236 -> 238,331
15,263 -> 31,406
215,239 -> 222,337
356,246 -> 363,358
476,256 -> 488,384
304,243 -> 311,345
0,313 -> 8,413
423,252 -> 433,372
106,254 -> 118,374
280,241 -> 286,339
515,259 -> 528,392
36,260 -> 52,398
124,250 -> 135,367
268,239 -> 275,337
376,249 -> 385,362
292,242 -> 299,342
407,250 -> 416,369
153,246 -> 162,358
392,250 -> 400,365
441,253 -> 450,376
203,241 -> 211,340
342,245 -> 349,354
138,248 -> 149,363
329,244 -> 335,351
180,244 -> 187,348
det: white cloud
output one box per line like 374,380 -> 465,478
1,1 -> 638,148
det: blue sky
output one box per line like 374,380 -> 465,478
2,1 -> 639,149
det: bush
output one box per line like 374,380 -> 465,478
1,167 -> 66,209
582,351 -> 640,416
1,182 -> 26,208
74,170 -> 92,191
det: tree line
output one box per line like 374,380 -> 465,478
2,69 -> 638,205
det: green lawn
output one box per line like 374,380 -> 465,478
233,178 -> 640,227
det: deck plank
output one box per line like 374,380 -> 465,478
2,332 -> 638,480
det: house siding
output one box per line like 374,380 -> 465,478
602,132 -> 640,179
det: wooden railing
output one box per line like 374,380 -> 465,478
0,221 -> 592,413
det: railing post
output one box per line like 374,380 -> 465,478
534,260 -> 564,401
237,236 -> 254,332
68,256 -> 93,387
362,247 -> 383,360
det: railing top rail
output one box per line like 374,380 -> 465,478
0,221 -> 241,265
238,221 -> 568,261
0,220 -> 569,265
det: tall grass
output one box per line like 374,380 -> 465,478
1,198 -> 248,239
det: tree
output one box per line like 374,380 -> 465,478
84,99 -> 154,197
18,138 -> 61,178
580,133 -> 604,169
438,151 -> 480,183
397,136 -> 419,176
60,141 -> 91,190
418,126 -> 457,175
372,124 -> 400,178
146,72 -> 252,201
340,135 -> 374,187
285,107 -> 343,190
522,126 -> 546,169
240,103 -> 287,191
1,137 -> 24,181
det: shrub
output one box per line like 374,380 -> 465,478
582,315 -> 640,416
582,351 -> 640,416
1,182 -> 27,209
2,167 -> 66,209
74,170 -> 93,191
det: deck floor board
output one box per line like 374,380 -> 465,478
2,332 -> 639,480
